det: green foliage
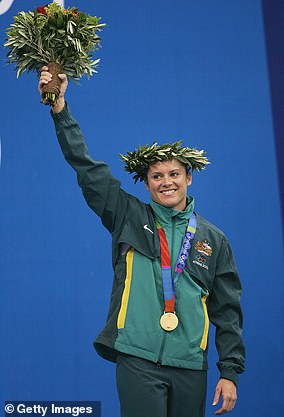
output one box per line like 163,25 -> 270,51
4,2 -> 106,80
120,141 -> 210,183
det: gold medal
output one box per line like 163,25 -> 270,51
160,312 -> 179,331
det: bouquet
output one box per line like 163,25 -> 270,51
4,2 -> 105,105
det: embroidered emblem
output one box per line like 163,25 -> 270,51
195,240 -> 212,257
197,255 -> 208,264
192,259 -> 209,270
192,240 -> 212,270
143,224 -> 154,234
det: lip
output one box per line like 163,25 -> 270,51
160,189 -> 177,195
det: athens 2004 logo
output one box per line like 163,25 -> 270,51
194,240 -> 213,257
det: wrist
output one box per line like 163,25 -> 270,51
52,96 -> 65,114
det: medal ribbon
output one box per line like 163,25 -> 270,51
157,214 -> 197,313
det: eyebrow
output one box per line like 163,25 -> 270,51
150,169 -> 181,175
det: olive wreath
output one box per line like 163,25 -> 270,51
120,140 -> 209,183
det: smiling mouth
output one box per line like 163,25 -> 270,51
160,189 -> 176,195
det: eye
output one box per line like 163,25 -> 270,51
170,172 -> 179,177
153,174 -> 162,180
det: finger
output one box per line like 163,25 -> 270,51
214,396 -> 236,415
38,79 -> 48,92
39,78 -> 51,89
39,72 -> 52,86
38,75 -> 52,93
41,71 -> 52,77
38,76 -> 51,87
212,386 -> 221,406
215,398 -> 227,415
224,389 -> 237,412
214,407 -> 227,415
214,396 -> 231,415
227,397 -> 237,412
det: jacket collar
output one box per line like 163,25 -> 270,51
150,196 -> 194,226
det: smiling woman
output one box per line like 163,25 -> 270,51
1,1 -> 283,416
145,159 -> 192,211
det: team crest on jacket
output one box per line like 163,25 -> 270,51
195,240 -> 212,256
192,240 -> 212,270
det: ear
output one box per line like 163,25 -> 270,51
186,173 -> 192,187
144,179 -> 150,191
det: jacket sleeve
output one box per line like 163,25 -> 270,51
207,237 -> 245,386
51,104 -> 129,233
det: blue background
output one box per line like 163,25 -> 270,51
1,1 -> 283,416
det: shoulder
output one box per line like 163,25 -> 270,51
195,213 -> 227,241
123,191 -> 150,212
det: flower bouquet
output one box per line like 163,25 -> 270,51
4,2 -> 105,105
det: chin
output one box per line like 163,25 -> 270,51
160,200 -> 178,208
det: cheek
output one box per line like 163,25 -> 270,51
145,178 -> 160,192
145,182 -> 158,194
149,185 -> 159,194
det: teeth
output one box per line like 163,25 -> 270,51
161,190 -> 175,195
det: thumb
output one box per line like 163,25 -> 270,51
57,73 -> 68,98
212,384 -> 221,406
58,73 -> 67,81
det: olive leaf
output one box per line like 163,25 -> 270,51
120,141 -> 210,183
4,2 -> 106,92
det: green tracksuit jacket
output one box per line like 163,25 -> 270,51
52,105 -> 245,385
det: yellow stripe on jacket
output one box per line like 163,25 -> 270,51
200,293 -> 209,350
117,248 -> 134,329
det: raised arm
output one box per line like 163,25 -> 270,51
38,68 -> 130,233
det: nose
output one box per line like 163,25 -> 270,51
161,174 -> 173,186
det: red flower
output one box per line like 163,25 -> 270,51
36,5 -> 49,15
